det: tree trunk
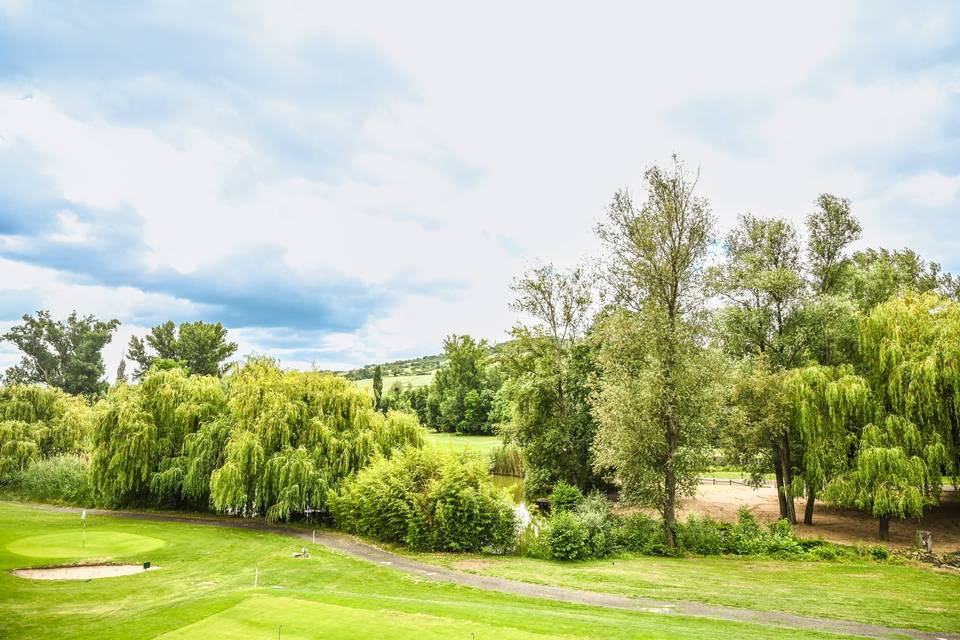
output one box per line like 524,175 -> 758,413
879,515 -> 890,540
803,490 -> 816,525
779,434 -> 797,524
773,455 -> 789,520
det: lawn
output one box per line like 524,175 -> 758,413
412,552 -> 960,634
354,372 -> 435,392
0,501 -> 853,640
422,430 -> 502,454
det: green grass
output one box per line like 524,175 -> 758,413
422,430 -> 502,454
411,553 -> 960,634
7,530 -> 165,559
354,372 -> 435,392
0,501 -> 849,640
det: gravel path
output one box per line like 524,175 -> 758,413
27,505 -> 959,640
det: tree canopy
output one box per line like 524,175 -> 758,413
126,320 -> 238,379
1,310 -> 120,396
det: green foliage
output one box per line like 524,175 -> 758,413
543,510 -> 590,560
615,512 -> 666,554
502,264 -> 600,496
127,320 -> 238,379
806,194 -> 862,295
826,416 -> 945,522
432,335 -> 501,434
593,157 -> 718,547
548,480 -> 583,512
592,310 -> 726,529
488,441 -> 524,476
1,310 -> 120,396
0,385 -> 92,477
372,365 -> 383,411
90,358 -> 422,517
7,454 -> 93,505
331,447 -> 517,552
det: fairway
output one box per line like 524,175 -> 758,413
422,430 -> 502,454
8,531 -> 165,559
355,372 -> 435,392
157,595 -> 559,640
0,502 -> 854,640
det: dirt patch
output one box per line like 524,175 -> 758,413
12,564 -> 158,580
679,483 -> 960,552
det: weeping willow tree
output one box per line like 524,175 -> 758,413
826,416 -> 945,539
818,292 -> 960,537
91,367 -> 226,505
0,386 -> 92,476
784,364 -> 874,524
859,292 -> 960,481
209,358 -> 423,521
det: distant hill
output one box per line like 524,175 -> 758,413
340,353 -> 446,381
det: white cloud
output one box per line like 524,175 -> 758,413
1,1 -> 959,372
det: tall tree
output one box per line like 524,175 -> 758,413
502,264 -> 598,495
710,214 -> 806,522
372,365 -> 383,412
431,335 -> 499,434
127,320 -> 237,379
1,310 -> 120,396
806,194 -> 861,296
593,156 -> 718,547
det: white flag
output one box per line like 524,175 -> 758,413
81,509 -> 86,521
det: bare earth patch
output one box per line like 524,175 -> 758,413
12,564 -> 158,580
679,483 -> 960,552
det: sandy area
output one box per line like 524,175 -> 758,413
12,564 -> 158,580
680,482 -> 960,552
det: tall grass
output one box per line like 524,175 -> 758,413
8,454 -> 94,505
489,442 -> 524,477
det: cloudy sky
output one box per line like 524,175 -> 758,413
1,1 -> 959,374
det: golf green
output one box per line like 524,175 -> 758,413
7,531 -> 165,559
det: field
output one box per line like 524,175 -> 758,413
422,430 -> 502,454
354,371 -> 435,392
0,501 -> 862,640
418,553 -> 960,634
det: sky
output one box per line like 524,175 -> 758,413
1,1 -> 959,375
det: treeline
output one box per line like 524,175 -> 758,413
341,353 -> 448,381
2,155 -> 959,549
378,157 -> 960,542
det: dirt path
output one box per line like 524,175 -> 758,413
20,504 -> 955,640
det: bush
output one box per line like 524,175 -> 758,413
575,493 -> 616,557
544,510 -> 590,560
675,515 -> 726,555
615,513 -> 666,555
10,454 -> 94,505
549,480 -> 584,513
331,448 -> 517,553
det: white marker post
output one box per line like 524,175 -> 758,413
81,509 -> 87,550
254,566 -> 259,588
312,530 -> 315,544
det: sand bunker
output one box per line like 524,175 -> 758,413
12,564 -> 158,580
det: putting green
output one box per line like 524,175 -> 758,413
158,596 -> 563,639
7,531 -> 165,559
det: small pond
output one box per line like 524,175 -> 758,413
491,474 -> 533,527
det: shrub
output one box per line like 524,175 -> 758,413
10,454 -> 94,505
549,480 -> 584,513
544,510 -> 589,560
675,515 -> 726,555
615,513 -> 666,555
331,448 -> 517,553
575,492 -> 615,557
